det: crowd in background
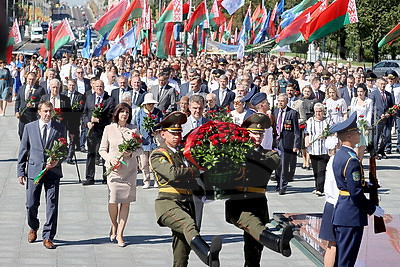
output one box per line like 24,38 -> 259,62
1,51 -> 400,196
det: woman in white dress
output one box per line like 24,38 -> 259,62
324,85 -> 348,125
350,84 -> 373,161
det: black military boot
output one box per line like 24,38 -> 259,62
259,225 -> 293,257
190,235 -> 222,267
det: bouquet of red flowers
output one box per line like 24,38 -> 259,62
184,121 -> 253,199
206,106 -> 233,123
87,103 -> 104,136
357,115 -> 369,132
20,96 -> 36,116
52,108 -> 63,122
374,104 -> 399,126
142,112 -> 158,132
72,100 -> 85,110
104,132 -> 142,176
34,138 -> 69,184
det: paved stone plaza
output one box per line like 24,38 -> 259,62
0,104 -> 398,266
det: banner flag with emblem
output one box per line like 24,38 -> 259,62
275,1 -> 322,47
172,0 -> 183,22
91,33 -> 109,57
222,16 -> 233,44
156,22 -> 174,58
221,0 -> 245,15
93,0 -> 128,37
184,0 -> 208,33
155,0 -> 175,27
106,26 -> 137,61
301,0 -> 358,43
2,19 -> 22,63
378,22 -> 400,48
108,0 -> 143,40
253,10 -> 271,44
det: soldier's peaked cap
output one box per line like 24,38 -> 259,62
158,111 -> 187,133
330,112 -> 358,134
241,113 -> 271,132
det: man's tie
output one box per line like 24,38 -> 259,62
382,91 -> 386,103
42,124 -> 48,147
25,86 -> 31,100
315,91 -> 319,100
51,96 -> 55,108
132,92 -> 137,105
196,120 -> 201,127
277,109 -> 283,139
96,96 -> 101,105
69,92 -> 73,105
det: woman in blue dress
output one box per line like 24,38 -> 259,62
135,93 -> 163,189
12,54 -> 25,98
0,60 -> 13,116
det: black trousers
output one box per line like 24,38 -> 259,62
85,132 -> 106,181
373,118 -> 392,156
67,129 -> 80,160
276,139 -> 297,189
309,154 -> 329,192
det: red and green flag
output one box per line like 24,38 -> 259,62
184,0 -> 208,33
93,0 -> 128,37
276,1 -> 322,47
209,0 -> 226,31
378,22 -> 400,48
155,0 -> 184,27
301,0 -> 358,43
3,19 -> 22,63
156,22 -> 174,58
267,2 -> 278,39
108,0 -> 143,40
39,19 -> 75,60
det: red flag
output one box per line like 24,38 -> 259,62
268,2 -> 278,38
108,0 -> 142,40
184,1 -> 208,33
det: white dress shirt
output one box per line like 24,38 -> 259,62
39,119 -> 51,144
50,95 -> 61,108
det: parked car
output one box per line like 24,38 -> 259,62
30,26 -> 44,42
369,60 -> 400,77
41,22 -> 49,34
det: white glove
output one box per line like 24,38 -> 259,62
373,206 -> 385,217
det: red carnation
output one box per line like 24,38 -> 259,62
359,115 -> 364,118
95,104 -> 99,108
221,138 -> 228,144
99,103 -> 104,108
198,134 -> 204,139
80,100 -> 84,105
394,105 -> 398,109
211,140 -> 219,146
196,141 -> 203,146
218,133 -> 226,138
162,110 -> 166,114
31,96 -> 36,100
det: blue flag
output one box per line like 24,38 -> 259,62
106,26 -> 137,61
276,0 -> 285,17
237,27 -> 246,59
92,33 -> 109,57
243,10 -> 251,32
81,28 -> 92,59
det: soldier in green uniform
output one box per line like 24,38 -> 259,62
150,111 -> 222,267
225,113 -> 294,267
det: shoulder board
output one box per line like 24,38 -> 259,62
347,151 -> 358,160
153,148 -> 168,153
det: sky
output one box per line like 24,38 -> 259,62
64,0 -> 86,7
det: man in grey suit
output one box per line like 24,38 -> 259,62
181,95 -> 210,229
149,72 -> 177,114
17,101 -> 66,249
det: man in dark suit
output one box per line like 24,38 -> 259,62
111,75 -> 132,104
39,68 -> 57,94
339,76 -> 356,106
369,78 -> 394,159
185,77 -> 208,100
212,75 -> 235,108
310,77 -> 325,103
82,80 -> 116,185
62,79 -> 86,164
149,72 -> 177,114
40,79 -> 72,133
75,67 -> 91,95
15,72 -> 46,139
130,76 -> 146,107
274,93 -> 300,195
17,101 -> 66,249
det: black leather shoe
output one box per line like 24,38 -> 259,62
279,188 -> 286,195
83,180 -> 95,186
80,148 -> 88,153
102,180 -> 107,184
66,158 -> 74,165
382,153 -> 388,159
396,149 -> 400,154
386,150 -> 392,154
275,187 -> 280,192
377,155 -> 382,160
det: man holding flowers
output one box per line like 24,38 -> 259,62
17,101 -> 67,249
225,113 -> 293,266
82,79 -> 116,185
150,112 -> 222,267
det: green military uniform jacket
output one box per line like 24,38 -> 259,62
150,145 -> 200,225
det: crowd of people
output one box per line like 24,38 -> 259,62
6,51 -> 398,266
